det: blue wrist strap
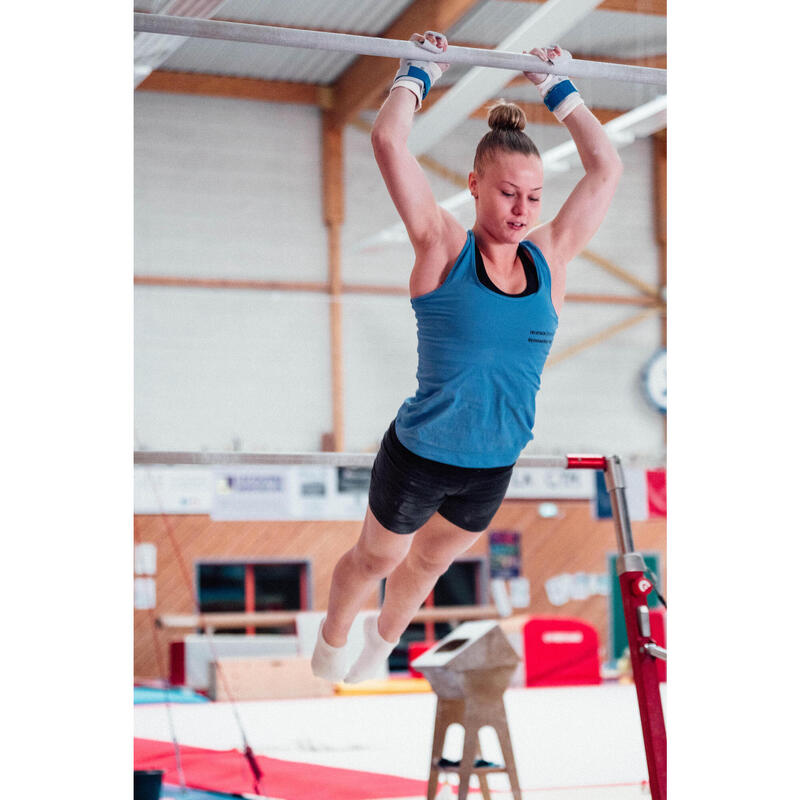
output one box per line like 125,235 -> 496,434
544,80 -> 577,112
404,65 -> 432,99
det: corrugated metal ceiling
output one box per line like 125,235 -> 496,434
161,36 -> 360,84
216,0 -> 416,33
158,0 -> 420,84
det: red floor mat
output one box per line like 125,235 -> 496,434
134,737 -> 428,800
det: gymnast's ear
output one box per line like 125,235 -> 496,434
468,171 -> 479,198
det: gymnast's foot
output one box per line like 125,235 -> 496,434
311,619 -> 349,682
344,614 -> 399,684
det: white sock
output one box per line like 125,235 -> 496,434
344,614 -> 398,684
310,619 -> 349,682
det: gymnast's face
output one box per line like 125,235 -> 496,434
469,151 -> 543,244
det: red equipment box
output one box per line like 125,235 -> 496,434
523,616 -> 601,687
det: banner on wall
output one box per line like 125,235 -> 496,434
593,468 -> 667,520
505,467 -> 594,499
210,466 -> 370,521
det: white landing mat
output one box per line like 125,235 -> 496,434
135,683 -> 666,797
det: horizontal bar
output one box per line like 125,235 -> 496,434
157,604 -> 500,630
133,451 -> 611,469
133,13 -> 666,87
135,451 -> 378,467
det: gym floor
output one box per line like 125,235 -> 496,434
135,682 -> 665,798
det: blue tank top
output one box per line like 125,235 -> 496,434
394,230 -> 559,468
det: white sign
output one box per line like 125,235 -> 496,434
210,466 -> 370,521
544,572 -> 610,606
134,466 -> 213,513
505,467 -> 594,499
134,577 -> 156,610
134,543 -> 157,575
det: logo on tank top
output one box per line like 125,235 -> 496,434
528,329 -> 554,344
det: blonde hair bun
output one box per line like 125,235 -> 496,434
487,102 -> 527,132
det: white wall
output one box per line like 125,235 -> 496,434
135,93 -> 327,281
135,91 -> 665,464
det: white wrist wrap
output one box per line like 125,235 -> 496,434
536,73 -> 584,123
390,79 -> 424,109
392,36 -> 444,111
551,91 -> 584,122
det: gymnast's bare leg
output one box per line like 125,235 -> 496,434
312,508 -> 482,682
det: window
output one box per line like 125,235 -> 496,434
380,557 -> 488,672
197,560 -> 310,634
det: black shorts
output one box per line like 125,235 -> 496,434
368,420 -> 515,534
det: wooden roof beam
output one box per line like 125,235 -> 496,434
476,0 -> 665,16
136,70 -> 322,104
422,92 -> 626,125
506,0 -> 666,14
330,0 -> 482,126
598,0 -> 666,14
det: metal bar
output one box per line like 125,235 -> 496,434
603,455 -> 636,554
158,604 -> 501,630
134,450 -> 576,469
132,13 -> 666,86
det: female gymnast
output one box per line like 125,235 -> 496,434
313,33 -> 622,683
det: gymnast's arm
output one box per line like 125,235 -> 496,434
525,48 -> 623,305
371,38 -> 466,293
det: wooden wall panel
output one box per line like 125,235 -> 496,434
134,501 -> 665,680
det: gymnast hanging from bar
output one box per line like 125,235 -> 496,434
313,33 -> 622,682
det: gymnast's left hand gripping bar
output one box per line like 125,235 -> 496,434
133,13 -> 667,87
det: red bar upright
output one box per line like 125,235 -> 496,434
617,562 -> 667,800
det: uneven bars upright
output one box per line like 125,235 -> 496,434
133,13 -> 667,87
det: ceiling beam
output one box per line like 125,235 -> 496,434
133,275 -> 659,306
330,0 -> 481,126
597,0 -> 666,14
513,0 -> 666,14
136,70 -> 322,105
443,95 -> 624,125
545,307 -> 662,369
135,70 -> 657,123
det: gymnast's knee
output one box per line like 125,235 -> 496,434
350,538 -> 406,579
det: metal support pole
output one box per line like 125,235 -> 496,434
605,455 -> 636,555
132,13 -> 667,86
604,456 -> 667,800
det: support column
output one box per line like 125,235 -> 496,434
653,130 -> 667,345
652,130 -> 667,441
322,111 -> 345,451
